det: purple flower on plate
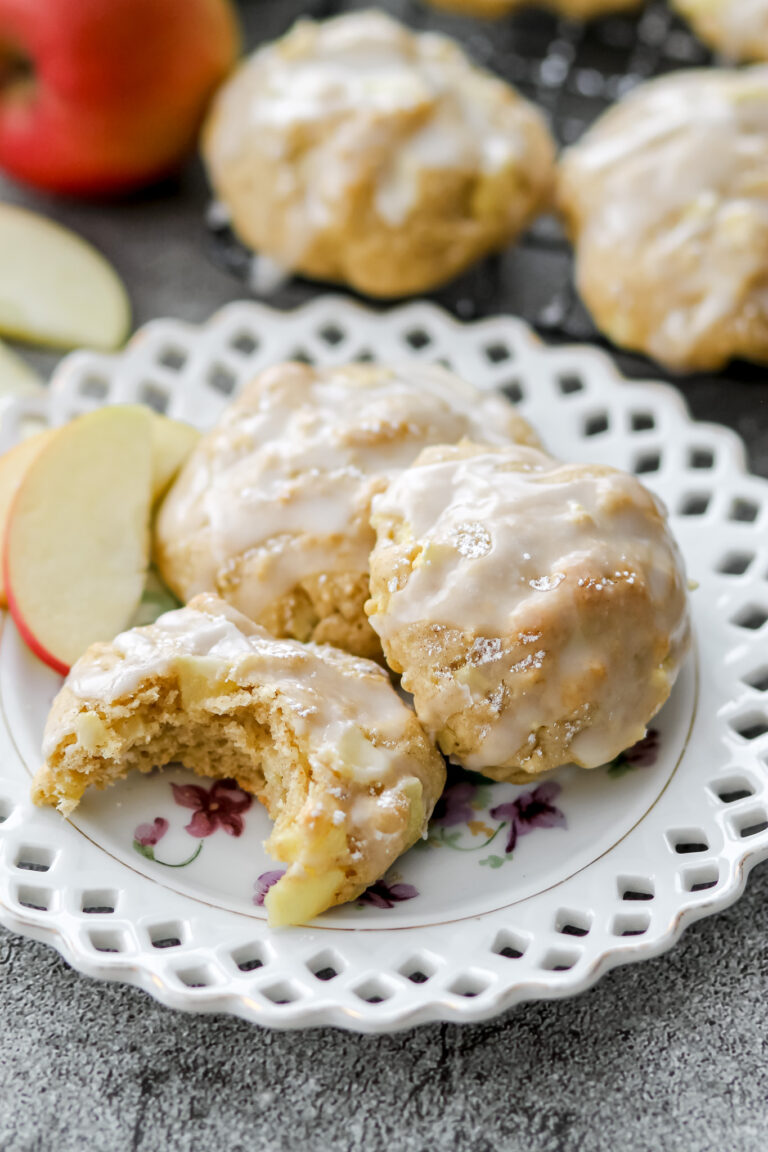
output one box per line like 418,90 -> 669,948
358,881 -> 419,909
431,780 -> 477,827
623,728 -> 660,767
490,781 -> 566,854
133,817 -> 168,847
254,870 -> 286,907
606,728 -> 660,777
171,778 -> 253,838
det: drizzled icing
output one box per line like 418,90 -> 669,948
559,66 -> 768,370
155,362 -> 538,622
674,0 -> 768,61
368,444 -> 690,771
60,596 -> 408,741
47,595 -> 444,893
205,9 -> 546,244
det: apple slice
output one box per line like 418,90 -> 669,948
0,204 -> 131,351
4,406 -> 153,675
0,405 -> 199,614
149,413 -> 200,503
0,340 -> 43,398
0,429 -> 57,607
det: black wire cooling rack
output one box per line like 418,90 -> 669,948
206,1 -> 720,354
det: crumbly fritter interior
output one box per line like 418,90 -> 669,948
230,570 -> 382,661
33,677 -> 417,924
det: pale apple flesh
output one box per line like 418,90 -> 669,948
0,204 -> 131,351
149,413 -> 201,503
4,406 -> 154,674
0,427 -> 56,606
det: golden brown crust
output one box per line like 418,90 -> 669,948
154,361 -> 540,658
558,67 -> 768,373
366,442 -> 690,781
426,0 -> 642,18
202,12 -> 556,296
207,141 -> 555,298
671,1 -> 768,63
369,577 -> 678,781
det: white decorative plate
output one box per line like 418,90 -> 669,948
1,298 -> 767,1033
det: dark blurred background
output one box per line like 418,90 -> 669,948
207,1 -> 768,480
2,0 -> 766,477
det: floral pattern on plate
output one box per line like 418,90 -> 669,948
2,298 -> 743,1030
426,771 -> 567,869
129,730 -> 661,905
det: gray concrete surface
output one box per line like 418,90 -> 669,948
2,869 -> 767,1151
2,2 -> 768,1148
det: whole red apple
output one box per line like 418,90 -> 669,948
0,0 -> 239,195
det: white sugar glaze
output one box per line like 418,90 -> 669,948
559,66 -> 768,367
675,0 -> 768,59
156,361 -> 538,620
58,596 -> 410,750
368,444 -> 690,771
42,594 -> 445,901
208,9 -> 532,235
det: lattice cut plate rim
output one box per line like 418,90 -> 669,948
1,297 -> 767,1033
